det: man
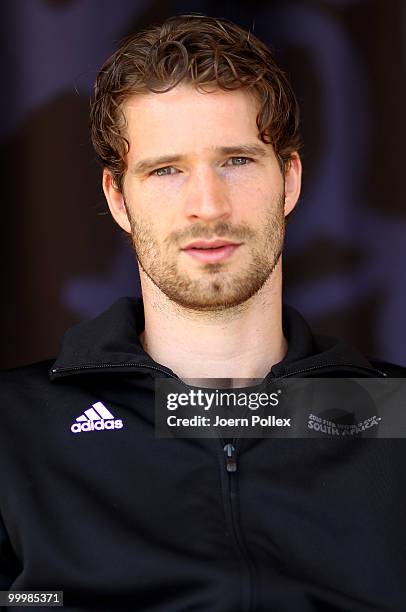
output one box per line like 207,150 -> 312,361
1,13 -> 405,612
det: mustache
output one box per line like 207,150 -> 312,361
170,222 -> 255,246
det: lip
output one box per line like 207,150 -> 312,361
182,239 -> 240,249
181,243 -> 242,263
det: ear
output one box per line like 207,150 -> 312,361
283,153 -> 302,217
102,169 -> 131,233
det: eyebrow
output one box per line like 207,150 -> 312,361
130,144 -> 270,175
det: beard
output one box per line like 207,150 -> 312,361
124,191 -> 285,312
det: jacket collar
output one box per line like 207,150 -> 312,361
49,296 -> 379,381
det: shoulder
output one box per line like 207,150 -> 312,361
0,359 -> 57,409
0,359 -> 55,386
368,358 -> 406,378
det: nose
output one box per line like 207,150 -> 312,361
183,166 -> 232,221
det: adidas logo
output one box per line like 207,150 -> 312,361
71,402 -> 123,434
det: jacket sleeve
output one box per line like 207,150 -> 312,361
0,512 -> 18,589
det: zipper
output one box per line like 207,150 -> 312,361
271,362 -> 388,379
50,360 -> 387,379
224,442 -> 237,472
221,437 -> 256,612
50,362 -> 175,377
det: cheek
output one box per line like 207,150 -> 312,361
144,175 -> 185,199
129,198 -> 174,247
226,180 -> 277,215
223,166 -> 283,198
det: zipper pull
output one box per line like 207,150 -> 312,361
223,443 -> 237,472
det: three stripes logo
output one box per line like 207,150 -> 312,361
71,402 -> 123,434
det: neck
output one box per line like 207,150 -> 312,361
138,260 -> 287,387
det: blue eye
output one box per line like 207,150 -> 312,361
227,157 -> 252,166
152,166 -> 179,177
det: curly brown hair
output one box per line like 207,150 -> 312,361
89,13 -> 301,192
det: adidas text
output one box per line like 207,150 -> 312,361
71,419 -> 123,433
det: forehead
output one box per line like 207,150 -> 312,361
122,85 -> 262,155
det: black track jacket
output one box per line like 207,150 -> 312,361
1,297 -> 406,611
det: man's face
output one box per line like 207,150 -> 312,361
105,84 -> 300,311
